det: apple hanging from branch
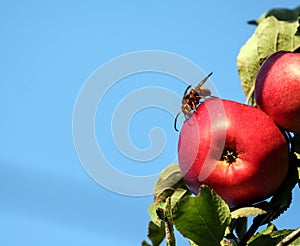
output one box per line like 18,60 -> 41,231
255,51 -> 300,134
178,98 -> 289,207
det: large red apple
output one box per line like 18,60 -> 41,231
255,51 -> 300,134
178,98 -> 289,207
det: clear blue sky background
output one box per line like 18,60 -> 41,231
0,1 -> 299,245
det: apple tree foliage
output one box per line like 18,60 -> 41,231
142,6 -> 300,246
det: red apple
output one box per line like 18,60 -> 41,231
255,51 -> 300,134
178,98 -> 289,207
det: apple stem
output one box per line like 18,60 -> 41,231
245,84 -> 255,105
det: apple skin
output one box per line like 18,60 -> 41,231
255,51 -> 300,134
178,98 -> 289,207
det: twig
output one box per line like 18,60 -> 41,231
276,227 -> 300,246
164,217 -> 175,246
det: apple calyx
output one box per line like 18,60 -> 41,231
221,147 -> 238,164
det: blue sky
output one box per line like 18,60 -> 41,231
0,1 -> 299,245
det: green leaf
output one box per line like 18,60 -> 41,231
170,188 -> 189,211
141,240 -> 151,246
146,221 -> 166,246
277,20 -> 300,51
237,16 -> 300,103
265,6 -> 300,22
231,207 -> 267,219
237,29 -> 260,100
148,204 -> 162,227
174,185 -> 231,246
248,6 -> 300,25
147,165 -> 192,245
256,17 -> 279,62
289,236 -> 300,246
153,164 -> 188,206
248,224 -> 276,244
256,17 -> 300,61
248,233 -> 283,246
153,164 -> 183,194
248,225 -> 293,246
